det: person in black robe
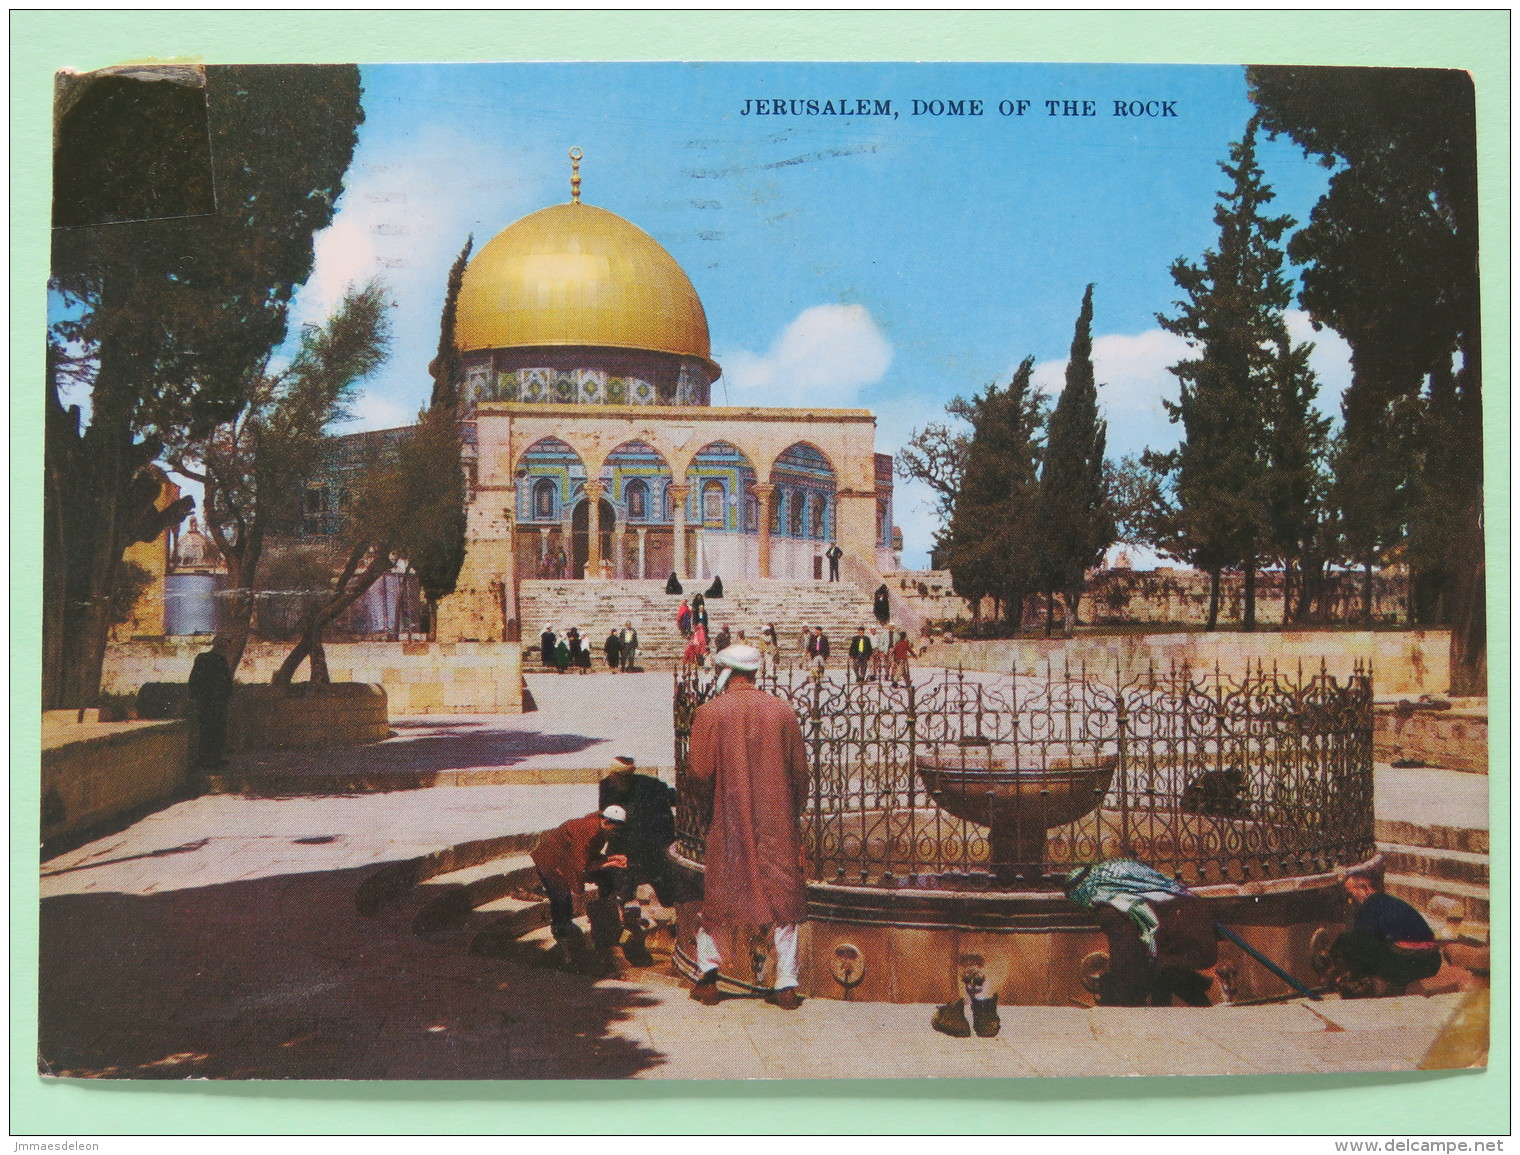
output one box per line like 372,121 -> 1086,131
598,756 -> 682,964
665,572 -> 683,595
540,627 -> 557,669
705,575 -> 724,598
604,629 -> 622,672
187,642 -> 234,769
873,584 -> 891,624
691,593 -> 709,631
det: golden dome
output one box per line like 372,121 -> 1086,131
455,201 -> 713,365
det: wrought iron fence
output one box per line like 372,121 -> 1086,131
673,660 -> 1375,891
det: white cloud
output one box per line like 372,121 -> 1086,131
1024,315 -> 1354,461
1285,309 -> 1354,418
1030,328 -> 1193,460
283,126 -> 539,414
717,304 -> 893,406
337,389 -> 413,433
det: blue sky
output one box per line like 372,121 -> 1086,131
290,62 -> 1352,569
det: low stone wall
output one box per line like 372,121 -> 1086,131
232,683 -> 390,750
918,630 -> 1451,697
1374,700 -> 1488,774
41,718 -> 191,843
103,640 -> 524,715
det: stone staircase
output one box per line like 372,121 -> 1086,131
355,830 -> 677,970
1374,755 -> 1490,973
518,578 -> 883,667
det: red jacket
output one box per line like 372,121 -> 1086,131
531,813 -> 613,892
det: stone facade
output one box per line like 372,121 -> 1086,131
439,403 -> 889,642
1083,566 -> 1410,627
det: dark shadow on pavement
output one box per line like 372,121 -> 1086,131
39,863 -> 667,1080
228,729 -> 606,780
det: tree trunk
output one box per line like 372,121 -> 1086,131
309,628 -> 330,684
1205,569 -> 1221,631
1045,592 -> 1055,638
1361,562 -> 1374,626
1448,498 -> 1486,696
1062,586 -> 1079,638
1282,561 -> 1294,627
57,378 -> 134,709
272,554 -> 391,687
1005,592 -> 1024,636
1242,561 -> 1257,632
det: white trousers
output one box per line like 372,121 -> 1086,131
695,923 -> 800,990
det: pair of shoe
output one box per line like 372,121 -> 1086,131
931,996 -> 1000,1038
764,986 -> 803,1011
690,969 -> 721,1005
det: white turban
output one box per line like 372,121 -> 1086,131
713,643 -> 762,692
714,644 -> 762,672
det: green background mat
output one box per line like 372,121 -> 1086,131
10,10 -> 1509,1136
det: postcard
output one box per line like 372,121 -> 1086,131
37,56 -> 1490,1092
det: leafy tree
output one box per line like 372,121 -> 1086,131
1248,65 -> 1483,691
270,442 -> 409,687
1110,454 -> 1185,561
1035,285 -> 1114,636
168,282 -> 392,673
45,64 -> 363,707
1154,118 -> 1303,631
942,358 -> 1045,627
895,421 -> 969,528
270,393 -> 471,686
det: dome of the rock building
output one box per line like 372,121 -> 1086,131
456,201 -> 714,368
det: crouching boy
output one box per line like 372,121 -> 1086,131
530,805 -> 631,970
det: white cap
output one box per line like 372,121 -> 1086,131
714,644 -> 762,673
601,805 -> 627,823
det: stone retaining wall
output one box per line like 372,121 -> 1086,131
918,630 -> 1451,696
103,640 -> 523,715
234,684 -> 390,750
41,718 -> 191,843
1374,701 -> 1488,774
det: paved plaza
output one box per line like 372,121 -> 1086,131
37,671 -> 1488,1080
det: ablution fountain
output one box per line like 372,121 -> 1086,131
670,660 -> 1375,1007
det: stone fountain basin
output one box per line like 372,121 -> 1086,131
916,746 -> 1118,830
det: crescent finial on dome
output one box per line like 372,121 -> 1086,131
569,147 -> 583,204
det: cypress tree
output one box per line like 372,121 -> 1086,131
1156,118 -> 1302,630
1261,333 -> 1331,624
943,358 -> 1044,629
410,237 -> 474,634
1036,285 -> 1114,637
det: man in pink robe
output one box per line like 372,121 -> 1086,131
686,644 -> 811,1009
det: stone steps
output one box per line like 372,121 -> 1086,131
1384,872 -> 1490,926
1378,842 -> 1489,889
1371,760 -> 1489,966
1375,817 -> 1488,856
520,578 -> 884,666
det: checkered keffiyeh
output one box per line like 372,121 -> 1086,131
1066,859 -> 1192,956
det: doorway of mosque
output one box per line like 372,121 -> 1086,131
571,497 -> 616,578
